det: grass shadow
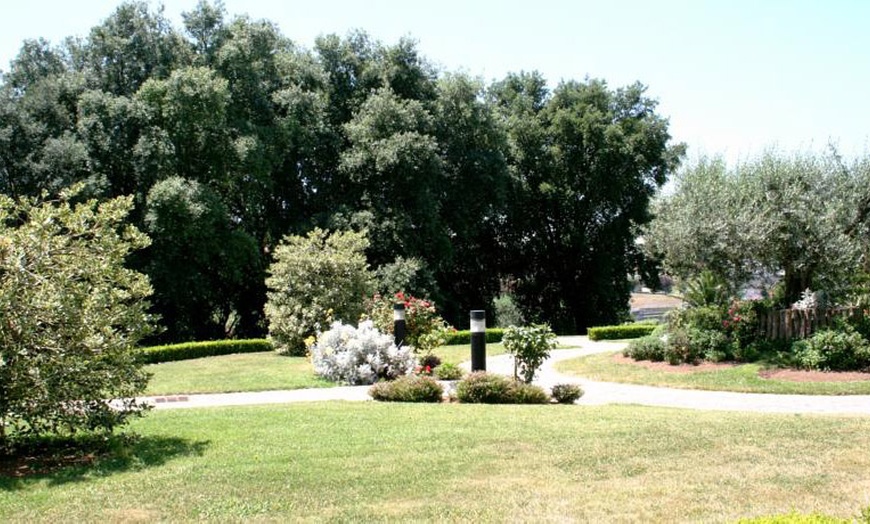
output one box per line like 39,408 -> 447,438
0,432 -> 209,490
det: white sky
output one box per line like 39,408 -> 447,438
2,0 -> 869,166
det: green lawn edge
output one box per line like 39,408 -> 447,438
555,351 -> 870,395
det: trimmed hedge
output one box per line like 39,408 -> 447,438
444,328 -> 505,346
138,339 -> 273,364
587,324 -> 657,341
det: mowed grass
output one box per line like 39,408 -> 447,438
145,352 -> 333,395
145,344 -> 506,396
556,351 -> 870,395
3,403 -> 870,522
433,342 -> 506,365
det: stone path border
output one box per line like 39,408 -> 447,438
142,336 -> 870,415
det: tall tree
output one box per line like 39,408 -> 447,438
432,73 -> 509,320
494,75 -> 683,332
144,177 -> 263,341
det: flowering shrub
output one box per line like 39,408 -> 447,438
310,320 -> 416,385
364,292 -> 450,354
723,300 -> 761,355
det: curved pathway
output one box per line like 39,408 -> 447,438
143,336 -> 870,415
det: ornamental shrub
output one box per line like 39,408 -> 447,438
310,321 -> 415,385
0,188 -> 155,446
503,324 -> 557,383
551,383 -> 584,404
369,375 -> 444,403
624,335 -> 667,361
434,362 -> 464,380
419,354 -> 442,370
792,326 -> 870,371
455,372 -> 550,404
265,228 -> 374,356
365,292 -> 450,354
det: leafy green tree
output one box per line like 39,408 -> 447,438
431,73 -> 509,319
144,176 -> 263,342
0,187 -> 155,446
494,75 -> 683,333
646,152 -> 867,305
82,1 -> 190,96
339,87 -> 448,267
265,228 -> 374,355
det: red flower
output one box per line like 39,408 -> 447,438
425,365 -> 431,373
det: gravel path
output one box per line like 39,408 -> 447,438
143,336 -> 870,415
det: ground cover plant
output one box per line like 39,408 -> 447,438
145,353 -> 333,396
4,404 -> 870,522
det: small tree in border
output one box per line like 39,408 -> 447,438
502,324 -> 557,384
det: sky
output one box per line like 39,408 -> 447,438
1,0 -> 868,166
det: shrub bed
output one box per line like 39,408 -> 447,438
138,339 -> 273,364
444,328 -> 505,345
551,383 -> 584,404
369,375 -> 444,403
588,324 -> 657,341
455,372 -> 550,404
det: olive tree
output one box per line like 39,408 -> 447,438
0,187 -> 155,446
265,228 -> 374,355
645,152 -> 868,304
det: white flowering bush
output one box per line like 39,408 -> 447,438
311,320 -> 416,385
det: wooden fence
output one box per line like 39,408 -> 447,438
759,307 -> 862,341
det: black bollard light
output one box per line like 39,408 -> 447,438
470,310 -> 486,371
393,303 -> 406,348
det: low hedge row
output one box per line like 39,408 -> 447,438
587,324 -> 657,341
444,328 -> 505,345
138,339 -> 273,364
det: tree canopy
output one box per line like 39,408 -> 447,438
0,0 -> 683,337
645,151 -> 870,305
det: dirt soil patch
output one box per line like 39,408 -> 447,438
630,293 -> 684,309
758,368 -> 870,383
614,353 -> 870,382
612,353 -> 737,374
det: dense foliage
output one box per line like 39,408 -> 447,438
310,320 -> 415,385
646,153 -> 870,305
455,372 -> 551,404
368,375 -> 444,403
502,324 -> 557,383
365,292 -> 449,354
0,1 -> 682,338
0,189 -> 155,445
265,228 -> 373,355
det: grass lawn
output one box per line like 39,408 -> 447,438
3,403 -> 870,522
432,342 -> 506,365
145,352 -> 333,395
556,351 -> 870,395
145,344 -> 507,396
